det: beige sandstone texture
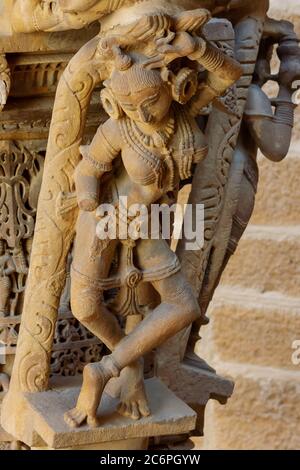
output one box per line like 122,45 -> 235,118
0,0 -> 298,450
24,378 -> 196,449
197,0 -> 300,451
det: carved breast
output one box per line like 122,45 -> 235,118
119,118 -> 167,189
121,144 -> 160,186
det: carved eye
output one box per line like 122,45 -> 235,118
121,103 -> 136,112
142,93 -> 160,108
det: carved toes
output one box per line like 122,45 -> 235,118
64,407 -> 87,428
117,398 -> 151,420
138,398 -> 151,418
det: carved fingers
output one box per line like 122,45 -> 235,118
128,14 -> 172,43
173,8 -> 211,33
144,31 -> 198,69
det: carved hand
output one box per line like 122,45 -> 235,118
74,162 -> 100,212
156,32 -> 198,63
145,32 -> 201,69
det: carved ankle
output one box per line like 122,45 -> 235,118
101,356 -> 121,379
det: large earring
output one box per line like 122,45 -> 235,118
172,68 -> 198,104
100,88 -> 124,120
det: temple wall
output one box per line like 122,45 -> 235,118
197,0 -> 300,450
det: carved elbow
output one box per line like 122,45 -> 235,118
252,120 -> 292,162
261,141 -> 290,162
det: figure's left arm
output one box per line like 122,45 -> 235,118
152,31 -> 242,112
187,35 -> 243,110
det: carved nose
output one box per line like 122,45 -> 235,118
138,107 -> 151,123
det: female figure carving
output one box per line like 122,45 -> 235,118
64,10 -> 242,428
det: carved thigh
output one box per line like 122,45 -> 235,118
72,210 -> 117,280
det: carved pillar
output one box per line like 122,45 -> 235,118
0,25 -> 104,445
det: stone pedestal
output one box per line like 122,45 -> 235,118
22,377 -> 196,450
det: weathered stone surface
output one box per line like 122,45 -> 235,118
251,154 -> 300,225
2,2 -> 247,441
269,1 -> 300,36
201,362 -> 300,450
198,286 -> 300,370
0,424 -> 13,443
24,377 -> 196,449
1,0 -> 299,451
32,437 -> 149,451
221,226 -> 300,296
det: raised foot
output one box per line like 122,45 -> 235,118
64,362 -> 111,429
117,360 -> 151,421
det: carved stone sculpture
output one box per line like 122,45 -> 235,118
1,0 -> 299,449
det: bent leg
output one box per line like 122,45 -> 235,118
68,270 -> 200,427
66,211 -> 148,427
71,210 -> 124,350
109,270 -> 201,370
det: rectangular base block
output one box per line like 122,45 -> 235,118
24,377 -> 196,449
32,437 -> 149,450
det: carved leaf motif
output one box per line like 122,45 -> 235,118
0,143 -> 43,248
7,36 -> 103,394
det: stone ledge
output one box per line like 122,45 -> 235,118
200,286 -> 300,370
211,285 -> 300,311
244,225 -> 300,242
201,360 -> 300,450
221,227 -> 300,296
252,154 -> 300,226
269,0 -> 300,17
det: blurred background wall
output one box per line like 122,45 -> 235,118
197,0 -> 300,450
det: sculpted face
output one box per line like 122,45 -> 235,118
109,64 -> 173,125
117,85 -> 172,124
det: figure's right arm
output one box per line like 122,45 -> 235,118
75,119 -> 121,211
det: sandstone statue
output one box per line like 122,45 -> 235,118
0,0 -> 299,448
